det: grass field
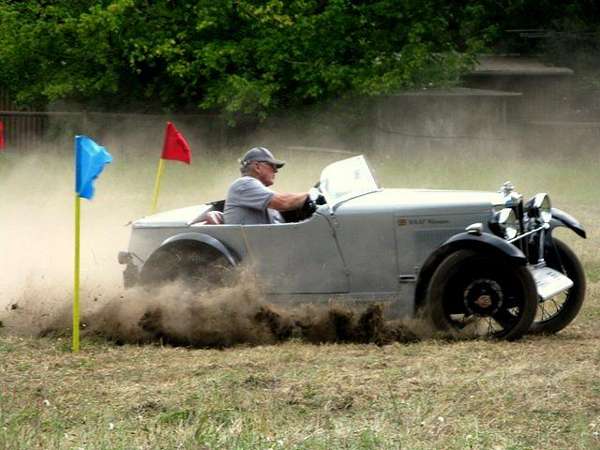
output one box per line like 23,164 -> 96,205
1,146 -> 599,449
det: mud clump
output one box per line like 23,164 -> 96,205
253,306 -> 294,341
123,296 -> 421,348
297,304 -> 419,345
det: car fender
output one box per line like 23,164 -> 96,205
550,208 -> 586,238
160,232 -> 238,266
413,231 -> 526,312
441,231 -> 527,263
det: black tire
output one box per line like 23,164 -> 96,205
426,249 -> 538,340
140,242 -> 234,289
529,238 -> 586,334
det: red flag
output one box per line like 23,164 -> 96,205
161,122 -> 191,164
0,120 -> 5,150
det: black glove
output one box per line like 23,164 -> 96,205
308,187 -> 326,205
302,195 -> 317,215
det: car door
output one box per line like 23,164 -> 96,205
240,212 -> 349,294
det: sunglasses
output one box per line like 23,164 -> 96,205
256,161 -> 278,172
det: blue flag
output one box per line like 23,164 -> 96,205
75,135 -> 113,200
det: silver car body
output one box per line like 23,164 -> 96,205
121,155 -> 575,317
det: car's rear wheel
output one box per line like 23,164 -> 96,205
426,249 -> 537,340
140,242 -> 234,289
529,238 -> 586,334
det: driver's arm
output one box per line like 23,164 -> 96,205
268,192 -> 308,211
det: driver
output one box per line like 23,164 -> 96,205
224,147 -> 310,225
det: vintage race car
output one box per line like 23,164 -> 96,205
119,155 -> 586,340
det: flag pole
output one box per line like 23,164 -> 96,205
72,193 -> 81,353
72,135 -> 112,353
150,158 -> 166,214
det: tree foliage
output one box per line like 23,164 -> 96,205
0,0 -> 597,118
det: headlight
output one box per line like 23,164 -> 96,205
490,208 -> 519,240
527,193 -> 552,223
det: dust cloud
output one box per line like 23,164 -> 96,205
75,278 -> 422,347
0,146 -> 425,348
2,104 -> 592,348
1,264 -> 425,348
0,149 -> 133,336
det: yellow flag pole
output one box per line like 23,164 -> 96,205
72,194 -> 81,353
150,158 -> 166,214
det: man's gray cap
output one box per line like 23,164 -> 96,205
239,147 -> 285,168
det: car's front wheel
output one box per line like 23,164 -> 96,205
426,249 -> 538,340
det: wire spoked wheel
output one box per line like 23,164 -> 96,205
426,249 -> 538,340
529,238 -> 586,334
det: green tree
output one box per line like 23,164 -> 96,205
0,0 -> 597,119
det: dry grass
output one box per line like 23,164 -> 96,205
1,318 -> 599,449
1,148 -> 600,449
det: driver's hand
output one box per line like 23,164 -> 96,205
308,187 -> 326,205
308,187 -> 320,202
302,195 -> 317,214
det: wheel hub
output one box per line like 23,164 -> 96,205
463,278 -> 503,315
